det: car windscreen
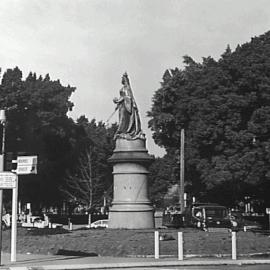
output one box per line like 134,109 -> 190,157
205,208 -> 227,218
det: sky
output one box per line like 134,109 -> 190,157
1,0 -> 270,156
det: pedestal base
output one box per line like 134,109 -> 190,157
109,207 -> 154,229
108,138 -> 154,229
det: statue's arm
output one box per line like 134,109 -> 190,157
113,96 -> 124,104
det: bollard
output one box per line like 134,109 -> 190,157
154,231 -> 159,259
178,232 -> 184,260
232,231 -> 237,260
68,218 -> 73,231
88,214 -> 91,227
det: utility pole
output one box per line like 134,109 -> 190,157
179,129 -> 185,213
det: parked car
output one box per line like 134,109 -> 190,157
90,219 -> 108,228
162,203 -> 235,231
21,215 -> 49,228
189,204 -> 234,231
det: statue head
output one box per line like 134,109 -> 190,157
121,72 -> 130,86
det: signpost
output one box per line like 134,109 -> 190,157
0,109 -> 6,266
0,155 -> 38,263
14,156 -> 37,175
0,172 -> 17,189
11,175 -> 18,262
0,110 -> 38,264
0,172 -> 18,262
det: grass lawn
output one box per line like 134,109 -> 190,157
2,227 -> 270,257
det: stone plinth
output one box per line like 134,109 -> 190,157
108,138 -> 154,229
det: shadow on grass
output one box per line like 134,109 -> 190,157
26,227 -> 70,235
55,249 -> 98,257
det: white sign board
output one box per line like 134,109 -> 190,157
16,156 -> 37,175
16,165 -> 37,175
266,208 -> 270,214
0,172 -> 17,189
17,156 -> 37,166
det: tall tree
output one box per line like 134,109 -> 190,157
148,155 -> 177,207
61,146 -> 96,209
0,67 -> 76,206
60,117 -> 116,209
148,31 -> 270,207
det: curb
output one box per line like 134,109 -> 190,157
128,251 -> 270,259
4,259 -> 270,270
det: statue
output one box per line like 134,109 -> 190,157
113,73 -> 145,140
108,73 -> 154,229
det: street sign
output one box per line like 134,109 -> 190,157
16,156 -> 37,175
17,156 -> 37,166
0,172 -> 17,189
266,208 -> 270,214
16,165 -> 37,175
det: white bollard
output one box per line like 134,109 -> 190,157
232,231 -> 237,260
88,214 -> 91,227
178,232 -> 184,260
154,231 -> 159,259
68,219 -> 73,231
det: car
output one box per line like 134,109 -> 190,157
162,203 -> 237,231
21,216 -> 47,228
189,204 -> 234,231
90,219 -> 108,228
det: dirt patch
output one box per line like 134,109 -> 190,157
2,227 -> 270,257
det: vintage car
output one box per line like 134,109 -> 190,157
90,219 -> 108,229
189,204 -> 235,231
162,203 -> 236,231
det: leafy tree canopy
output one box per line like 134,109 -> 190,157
0,67 -> 76,206
148,31 -> 270,207
61,117 -> 117,208
0,67 -> 117,211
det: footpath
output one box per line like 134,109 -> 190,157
1,253 -> 270,269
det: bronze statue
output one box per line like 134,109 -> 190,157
113,73 -> 144,140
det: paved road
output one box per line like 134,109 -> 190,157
2,253 -> 270,270
110,267 -> 270,270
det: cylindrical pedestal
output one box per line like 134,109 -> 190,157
108,138 -> 154,229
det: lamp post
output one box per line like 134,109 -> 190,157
0,109 -> 6,265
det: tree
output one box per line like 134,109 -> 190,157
60,117 -> 117,209
148,31 -> 270,208
0,67 -> 76,207
148,155 -> 177,207
0,67 -> 119,211
61,146 -> 98,209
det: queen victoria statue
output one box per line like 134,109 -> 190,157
108,73 -> 154,229
113,72 -> 145,140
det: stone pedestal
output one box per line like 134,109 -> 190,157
108,138 -> 154,229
